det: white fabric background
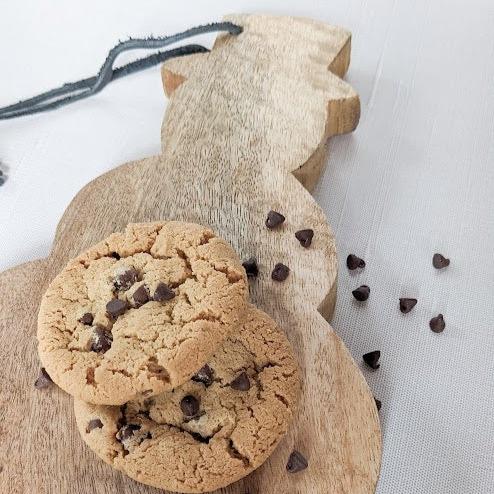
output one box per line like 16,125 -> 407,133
1,1 -> 493,493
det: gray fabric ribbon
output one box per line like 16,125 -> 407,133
0,22 -> 242,120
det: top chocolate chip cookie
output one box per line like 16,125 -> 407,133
37,222 -> 248,405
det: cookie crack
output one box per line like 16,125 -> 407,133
227,438 -> 251,467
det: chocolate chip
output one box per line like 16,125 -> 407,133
106,299 -> 128,319
375,398 -> 382,411
79,312 -> 94,325
242,258 -> 259,278
352,285 -> 370,301
271,263 -> 290,282
230,371 -> 251,391
86,419 -> 103,433
192,364 -> 214,387
433,253 -> 450,269
180,395 -> 200,418
116,423 -> 141,442
346,254 -> 365,270
265,210 -> 285,229
110,252 -> 121,260
153,283 -> 175,301
91,326 -> 113,353
114,268 -> 139,291
430,314 -> 445,333
34,368 -> 53,389
363,350 -> 380,370
295,229 -> 314,248
286,450 -> 308,473
133,285 -> 149,307
399,298 -> 417,314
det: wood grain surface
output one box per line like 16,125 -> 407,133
0,14 -> 381,494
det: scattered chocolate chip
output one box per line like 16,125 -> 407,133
374,398 -> 382,411
116,423 -> 141,442
34,368 -> 53,389
91,326 -> 113,353
192,364 -> 214,387
106,299 -> 128,319
352,285 -> 370,301
242,258 -> 259,278
433,253 -> 450,269
430,314 -> 445,333
271,263 -> 290,282
133,285 -> 149,307
399,298 -> 417,314
346,254 -> 365,270
230,371 -> 251,391
265,210 -> 285,229
286,450 -> 308,473
79,312 -> 94,325
153,283 -> 175,301
363,350 -> 380,370
180,395 -> 200,418
86,418 -> 103,433
114,268 -> 139,291
295,229 -> 314,248
110,252 -> 121,260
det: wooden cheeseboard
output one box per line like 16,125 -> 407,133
0,14 -> 381,494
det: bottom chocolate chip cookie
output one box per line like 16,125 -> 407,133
74,305 -> 300,493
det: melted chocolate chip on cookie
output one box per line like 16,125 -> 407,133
86,419 -> 103,433
153,283 -> 175,301
192,364 -> 214,387
106,299 -> 128,319
91,326 -> 113,353
117,423 -> 141,442
79,312 -> 94,325
133,285 -> 149,307
180,395 -> 200,418
114,267 -> 139,291
230,372 -> 251,391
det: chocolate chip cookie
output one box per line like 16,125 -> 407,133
74,306 -> 300,493
38,222 -> 248,405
